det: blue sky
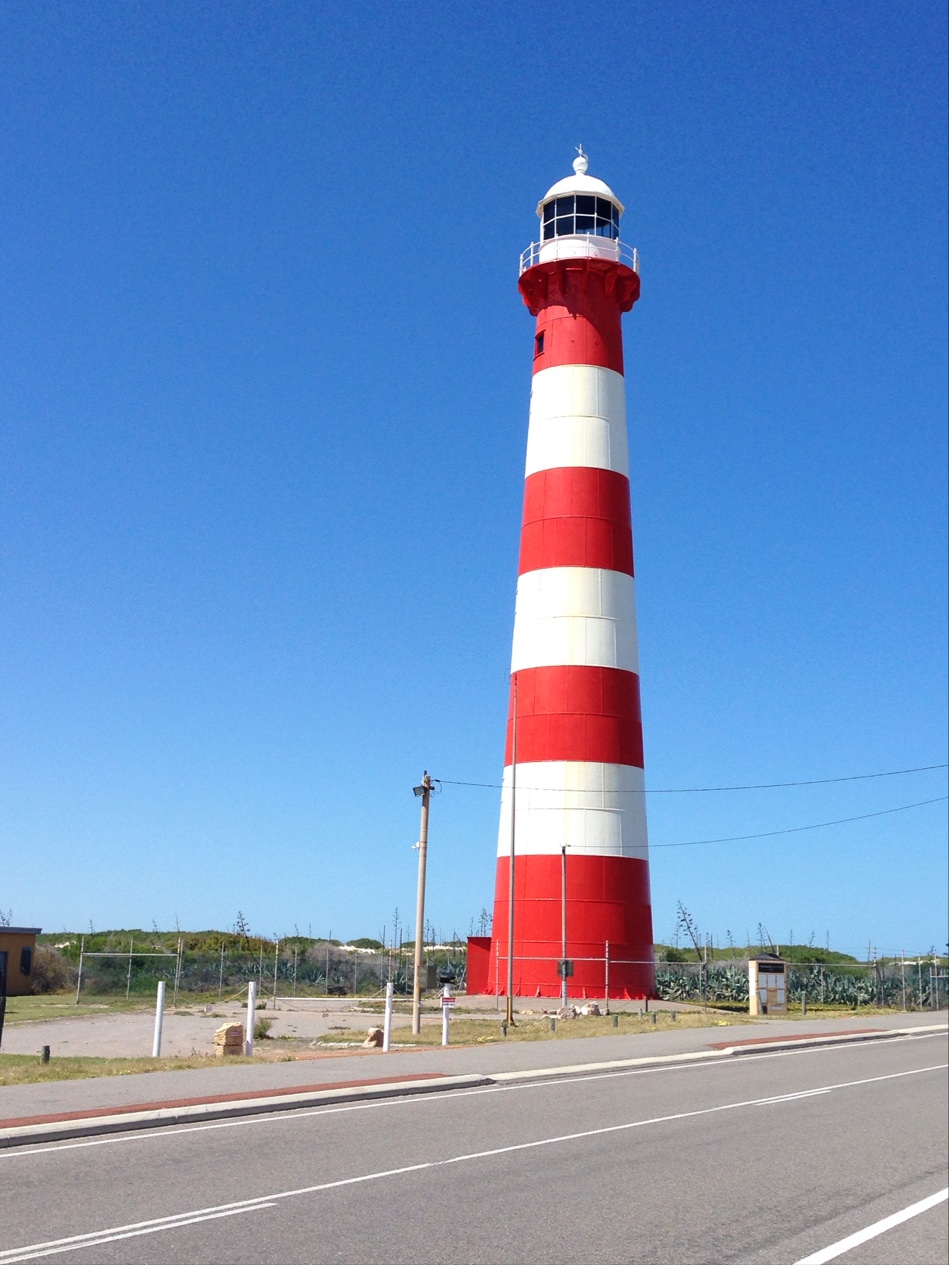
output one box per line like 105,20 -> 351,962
1,1 -> 946,958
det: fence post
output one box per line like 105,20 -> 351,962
273,940 -> 280,1010
126,937 -> 134,1000
900,953 -> 906,1011
75,936 -> 85,1005
382,981 -> 394,1052
219,943 -> 225,999
245,981 -> 257,1057
173,937 -> 183,1005
152,981 -> 165,1057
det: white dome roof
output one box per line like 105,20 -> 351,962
536,150 -> 625,216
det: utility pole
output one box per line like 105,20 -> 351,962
506,676 -> 518,1026
411,772 -> 433,1036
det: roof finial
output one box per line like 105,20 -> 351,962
573,145 -> 589,175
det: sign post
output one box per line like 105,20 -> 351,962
440,984 -> 455,1046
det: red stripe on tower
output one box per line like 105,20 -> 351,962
468,150 -> 656,1002
518,467 -> 634,575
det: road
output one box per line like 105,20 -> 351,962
0,1031 -> 945,1264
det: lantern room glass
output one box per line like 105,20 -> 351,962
541,195 -> 620,240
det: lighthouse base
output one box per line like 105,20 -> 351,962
467,853 -> 656,1000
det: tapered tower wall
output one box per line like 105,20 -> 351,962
471,159 -> 656,1001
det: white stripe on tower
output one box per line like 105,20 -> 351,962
524,364 -> 629,478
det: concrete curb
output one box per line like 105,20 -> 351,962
719,1024 -> 947,1057
0,1074 -> 493,1149
1,1023 -> 943,1150
489,1023 -> 947,1084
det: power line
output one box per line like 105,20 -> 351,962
652,796 -> 947,849
432,763 -> 947,795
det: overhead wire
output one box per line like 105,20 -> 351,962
431,762 -> 947,794
650,796 -> 948,848
429,766 -> 947,851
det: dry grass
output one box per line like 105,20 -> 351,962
3,994 -> 153,1023
0,1052 -> 256,1087
319,1008 -> 756,1046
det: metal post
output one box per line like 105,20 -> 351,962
273,939 -> 280,1009
173,937 -> 183,1005
293,947 -> 298,998
561,845 -> 568,1008
382,980 -> 394,1052
899,951 -> 905,1011
604,940 -> 610,1014
219,943 -> 225,999
152,981 -> 165,1057
126,937 -> 134,1000
506,676 -> 518,1026
326,932 -> 331,994
441,985 -> 451,1046
245,981 -> 256,1057
75,936 -> 85,1005
411,772 -> 433,1036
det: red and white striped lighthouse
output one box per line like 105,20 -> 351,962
470,151 -> 656,1001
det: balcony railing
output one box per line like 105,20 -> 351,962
519,238 -> 639,275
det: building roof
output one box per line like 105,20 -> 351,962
537,149 -> 625,216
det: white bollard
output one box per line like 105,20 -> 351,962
245,981 -> 257,1057
382,981 -> 394,1052
441,983 -> 451,1046
152,981 -> 165,1057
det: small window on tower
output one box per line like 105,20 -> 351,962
534,332 -> 545,357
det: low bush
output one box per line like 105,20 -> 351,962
31,946 -> 76,994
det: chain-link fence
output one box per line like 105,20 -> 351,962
655,958 -> 948,1010
72,943 -> 468,1002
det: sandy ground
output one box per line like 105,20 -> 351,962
0,994 -> 679,1059
0,999 -> 410,1058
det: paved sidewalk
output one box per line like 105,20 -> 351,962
1,1011 -> 944,1148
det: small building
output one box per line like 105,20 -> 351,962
0,927 -> 42,996
749,952 -> 788,1016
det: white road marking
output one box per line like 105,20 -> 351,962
0,1032 -> 944,1160
793,1187 -> 948,1263
755,1088 -> 831,1105
1,1063 -> 945,1262
0,1204 -> 276,1263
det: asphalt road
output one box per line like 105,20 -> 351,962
0,1031 -> 945,1265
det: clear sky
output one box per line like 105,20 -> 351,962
2,1 -> 946,959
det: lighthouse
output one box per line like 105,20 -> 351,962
468,152 -> 656,1001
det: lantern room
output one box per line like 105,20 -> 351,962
522,148 -> 636,273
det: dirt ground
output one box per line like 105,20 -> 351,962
0,994 -> 697,1060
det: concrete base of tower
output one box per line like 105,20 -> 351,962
467,853 -> 657,1000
